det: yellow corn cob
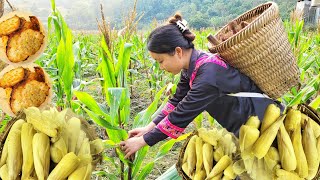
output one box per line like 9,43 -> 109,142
213,146 -> 224,162
198,128 -> 223,147
209,172 -> 223,180
78,138 -> 91,156
7,129 -> 22,180
284,109 -> 301,134
50,137 -> 68,163
233,159 -> 245,175
222,176 -> 232,180
301,114 -> 320,138
224,163 -> 236,179
47,152 -> 80,180
186,135 -> 197,176
275,169 -> 302,180
183,150 -> 188,164
90,138 -> 104,155
260,104 -> 280,133
21,123 -> 36,180
75,130 -> 86,154
25,107 -> 58,137
252,115 -> 285,159
219,133 -> 236,156
0,119 -> 25,167
277,124 -> 296,171
291,122 -> 308,178
203,143 -> 214,176
68,163 -> 92,180
33,133 -> 50,180
194,169 -> 206,180
317,137 -> 320,159
302,120 -> 319,179
264,146 -> 280,171
182,163 -> 190,178
67,117 -> 81,153
195,136 -> 203,172
239,125 -> 260,159
206,155 -> 232,179
245,116 -> 261,129
0,164 -> 9,180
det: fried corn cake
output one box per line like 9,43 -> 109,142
10,80 -> 50,114
6,29 -> 44,62
27,66 -> 45,82
0,67 -> 26,88
0,15 -> 22,36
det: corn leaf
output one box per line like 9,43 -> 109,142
108,88 -> 125,124
136,162 -> 154,180
83,108 -> 119,130
132,146 -> 149,177
74,91 -> 108,117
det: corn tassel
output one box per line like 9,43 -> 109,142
260,104 -> 280,133
47,152 -> 80,180
33,133 -> 50,180
277,123 -> 296,171
21,123 -> 36,180
302,120 -> 319,179
252,115 -> 285,159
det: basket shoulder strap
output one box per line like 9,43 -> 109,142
227,92 -> 271,99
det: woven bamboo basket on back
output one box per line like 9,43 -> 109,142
208,2 -> 300,99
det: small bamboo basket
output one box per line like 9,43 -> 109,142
208,2 -> 300,99
0,109 -> 102,173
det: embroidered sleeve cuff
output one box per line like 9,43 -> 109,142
143,127 -> 168,146
161,102 -> 175,115
157,116 -> 185,139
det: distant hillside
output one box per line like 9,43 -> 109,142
3,0 -> 297,30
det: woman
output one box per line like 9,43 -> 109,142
120,13 -> 283,159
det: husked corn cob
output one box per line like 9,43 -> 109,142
75,130 -> 86,155
222,176 -> 232,180
284,109 -> 301,134
78,138 -> 91,156
25,107 -> 58,138
301,114 -> 320,138
0,119 -> 25,167
50,137 -> 68,163
206,155 -> 232,179
219,133 -> 236,156
68,163 -> 92,180
47,152 -> 80,180
195,136 -> 203,172
186,135 -> 197,176
182,163 -> 190,178
213,146 -> 224,162
7,129 -> 22,180
210,172 -> 223,180
291,123 -> 308,178
21,123 -> 36,180
302,120 -> 319,179
0,164 -> 9,180
260,104 -> 280,133
275,169 -> 302,180
245,116 -> 261,129
67,117 -> 81,153
33,133 -> 50,180
90,138 -> 104,155
264,146 -> 280,171
239,125 -> 260,159
277,124 -> 296,171
317,137 -> 320,160
224,163 -> 236,179
198,128 -> 222,147
203,143 -> 214,176
193,169 -> 206,180
232,159 -> 245,175
252,115 -> 285,159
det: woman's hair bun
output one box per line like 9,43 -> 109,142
168,12 -> 183,24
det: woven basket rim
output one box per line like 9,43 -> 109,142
209,1 -> 278,51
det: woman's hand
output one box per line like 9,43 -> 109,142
128,122 -> 156,138
120,136 -> 147,159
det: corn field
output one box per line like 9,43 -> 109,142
0,0 -> 319,179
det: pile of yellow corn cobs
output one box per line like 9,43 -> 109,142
0,107 -> 104,180
181,127 -> 238,180
238,104 -> 320,180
